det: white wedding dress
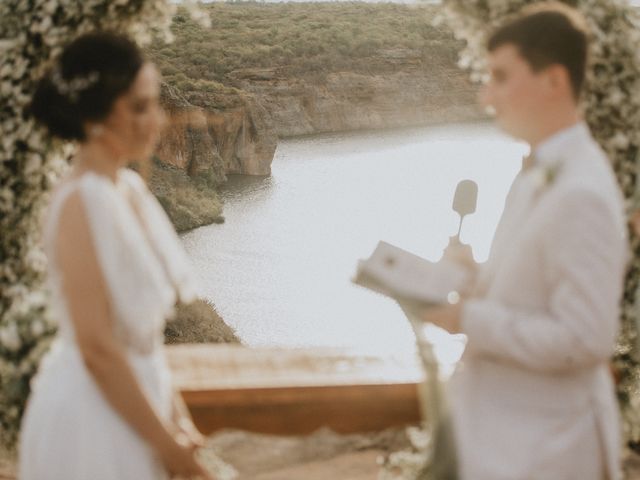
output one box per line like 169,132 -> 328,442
19,169 -> 197,480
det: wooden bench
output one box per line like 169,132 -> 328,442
167,344 -> 424,435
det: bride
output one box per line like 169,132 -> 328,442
20,32 -> 214,480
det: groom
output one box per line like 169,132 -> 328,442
424,3 -> 627,479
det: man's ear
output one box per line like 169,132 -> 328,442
545,64 -> 572,97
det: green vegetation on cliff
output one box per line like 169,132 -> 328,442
148,2 -> 455,88
149,158 -> 225,233
166,299 -> 240,345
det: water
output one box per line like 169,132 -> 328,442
181,122 -> 526,358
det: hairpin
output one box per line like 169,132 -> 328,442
50,65 -> 99,102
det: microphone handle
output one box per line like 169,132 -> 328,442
454,215 -> 465,243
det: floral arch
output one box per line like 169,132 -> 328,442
1,0 -> 639,465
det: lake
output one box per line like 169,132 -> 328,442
181,122 -> 526,360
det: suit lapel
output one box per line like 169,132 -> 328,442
475,172 -> 542,296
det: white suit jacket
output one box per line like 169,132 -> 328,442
451,122 -> 628,480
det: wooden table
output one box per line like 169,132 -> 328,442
167,344 -> 424,435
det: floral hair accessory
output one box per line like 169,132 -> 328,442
50,65 -> 99,103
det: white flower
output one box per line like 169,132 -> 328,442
406,425 -> 431,450
43,0 -> 57,14
457,54 -> 472,70
607,88 -> 625,107
24,153 -> 42,176
0,80 -> 12,98
610,131 -> 630,150
24,248 -> 47,274
0,187 -> 15,211
25,289 -> 47,309
0,325 -> 21,352
31,320 -> 45,337
530,162 -> 562,194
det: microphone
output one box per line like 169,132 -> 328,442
452,179 -> 478,243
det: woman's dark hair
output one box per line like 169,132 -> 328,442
30,32 -> 144,141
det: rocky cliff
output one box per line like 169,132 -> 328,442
154,52 -> 483,174
157,83 -> 278,178
146,3 -> 485,232
226,52 -> 484,138
149,83 -> 278,231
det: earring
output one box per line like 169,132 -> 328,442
89,125 -> 104,137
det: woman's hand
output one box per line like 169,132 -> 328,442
158,432 -> 214,480
176,416 -> 207,450
171,392 -> 207,449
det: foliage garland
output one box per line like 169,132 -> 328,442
0,0 -> 178,447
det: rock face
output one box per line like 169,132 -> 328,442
149,84 -> 278,232
225,50 -> 485,138
156,84 -> 278,178
154,48 -> 483,185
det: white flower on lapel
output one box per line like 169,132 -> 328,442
531,162 -> 562,194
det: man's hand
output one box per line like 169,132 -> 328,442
421,301 -> 464,334
442,236 -> 476,271
442,236 -> 478,297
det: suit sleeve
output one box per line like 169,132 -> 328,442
460,188 -> 626,373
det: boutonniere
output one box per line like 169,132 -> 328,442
531,161 -> 562,193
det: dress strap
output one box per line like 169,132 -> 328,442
42,178 -> 85,262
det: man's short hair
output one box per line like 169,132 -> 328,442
487,2 -> 590,100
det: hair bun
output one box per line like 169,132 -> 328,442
30,73 -> 84,140
29,32 -> 144,141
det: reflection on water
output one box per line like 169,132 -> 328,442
181,122 -> 526,358
217,174 -> 274,202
